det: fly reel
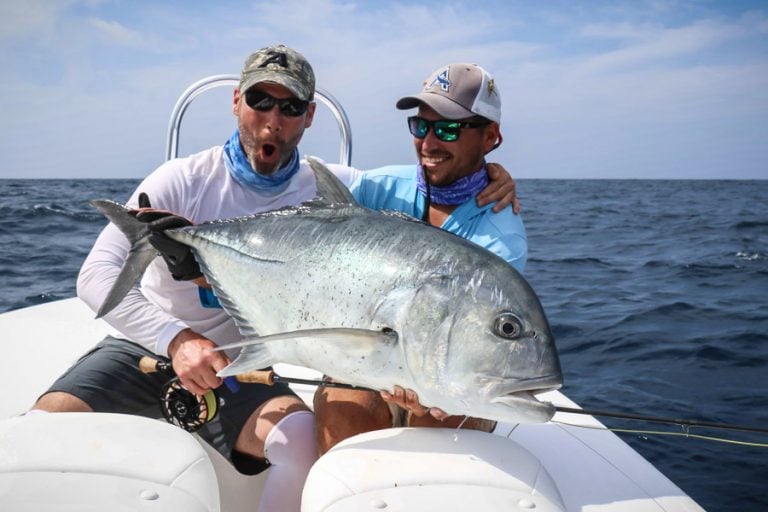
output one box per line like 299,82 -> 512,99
160,377 -> 220,432
140,356 -> 220,432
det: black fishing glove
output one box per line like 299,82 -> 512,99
132,192 -> 203,281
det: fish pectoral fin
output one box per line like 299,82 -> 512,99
216,335 -> 269,377
215,327 -> 399,377
215,327 -> 398,351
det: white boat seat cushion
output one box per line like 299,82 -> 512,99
0,412 -> 219,512
302,427 -> 566,512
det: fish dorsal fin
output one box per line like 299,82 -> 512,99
307,156 -> 357,206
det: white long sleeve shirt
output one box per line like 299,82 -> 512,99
77,146 -> 358,356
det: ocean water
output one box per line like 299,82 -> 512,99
1,178 -> 766,510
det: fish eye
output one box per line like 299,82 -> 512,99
494,313 -> 522,339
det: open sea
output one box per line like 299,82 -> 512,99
1,178 -> 766,511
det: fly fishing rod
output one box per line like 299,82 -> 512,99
138,357 -> 369,431
140,359 -> 768,438
236,367 -> 768,437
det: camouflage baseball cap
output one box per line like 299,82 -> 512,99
397,63 -> 501,124
240,45 -> 315,101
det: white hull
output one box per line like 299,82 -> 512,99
0,298 -> 703,511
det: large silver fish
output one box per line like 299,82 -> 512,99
95,158 -> 563,423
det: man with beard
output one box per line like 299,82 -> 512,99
315,62 -> 526,454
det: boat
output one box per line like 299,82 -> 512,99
0,76 -> 705,512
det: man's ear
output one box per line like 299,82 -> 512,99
304,102 -> 317,128
232,88 -> 241,116
484,122 -> 501,153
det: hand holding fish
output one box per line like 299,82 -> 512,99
381,385 -> 449,421
167,328 -> 230,396
476,163 -> 520,214
131,193 -> 204,282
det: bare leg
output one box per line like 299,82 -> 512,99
33,391 -> 93,412
235,394 -> 309,458
313,387 -> 391,455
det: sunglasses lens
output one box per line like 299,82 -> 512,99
279,99 -> 308,117
245,90 -> 275,111
245,90 -> 308,116
433,122 -> 460,142
408,117 -> 429,138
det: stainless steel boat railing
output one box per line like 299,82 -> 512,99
165,74 -> 352,165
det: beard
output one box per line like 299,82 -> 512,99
237,120 -> 304,175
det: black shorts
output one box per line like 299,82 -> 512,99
44,336 -> 296,474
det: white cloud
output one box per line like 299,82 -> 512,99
87,17 -> 149,48
580,19 -> 745,72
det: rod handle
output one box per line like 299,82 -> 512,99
139,356 -> 166,374
139,356 -> 275,385
235,370 -> 276,385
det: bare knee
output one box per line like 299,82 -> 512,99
235,394 -> 309,459
314,387 -> 391,455
33,392 -> 93,413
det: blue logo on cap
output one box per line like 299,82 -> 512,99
427,68 -> 451,92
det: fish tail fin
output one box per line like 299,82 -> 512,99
91,199 -> 156,318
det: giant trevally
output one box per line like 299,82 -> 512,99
94,158 -> 563,424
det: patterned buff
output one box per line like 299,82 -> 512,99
416,163 -> 489,205
223,130 -> 300,195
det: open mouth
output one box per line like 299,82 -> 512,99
485,375 -> 563,413
490,390 -> 557,420
262,143 -> 277,157
490,375 -> 563,396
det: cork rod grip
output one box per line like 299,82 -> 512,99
138,356 -> 275,385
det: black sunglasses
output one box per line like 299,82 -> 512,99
407,116 -> 490,142
244,89 -> 309,117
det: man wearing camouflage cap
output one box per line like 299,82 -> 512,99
34,45 -> 328,512
33,46 -> 518,511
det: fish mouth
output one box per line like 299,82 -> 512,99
485,375 -> 563,420
486,374 -> 563,396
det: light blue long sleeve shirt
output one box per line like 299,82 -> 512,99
349,165 -> 528,273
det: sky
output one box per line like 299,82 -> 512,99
1,0 -> 766,179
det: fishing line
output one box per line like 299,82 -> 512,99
550,420 -> 768,448
554,405 -> 768,435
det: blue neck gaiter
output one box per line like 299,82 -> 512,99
223,130 -> 300,196
416,162 -> 489,205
